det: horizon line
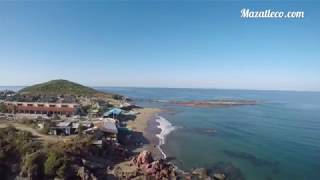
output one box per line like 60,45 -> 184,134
0,84 -> 319,94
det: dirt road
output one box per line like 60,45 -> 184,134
0,122 -> 72,143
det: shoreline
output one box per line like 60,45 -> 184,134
113,107 -> 166,175
154,115 -> 176,159
125,107 -> 177,160
126,107 -> 164,159
115,107 -> 183,176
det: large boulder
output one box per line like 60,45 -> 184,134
132,151 -> 177,179
132,150 -> 154,167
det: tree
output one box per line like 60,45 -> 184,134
44,150 -> 71,178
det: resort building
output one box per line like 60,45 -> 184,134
4,101 -> 80,116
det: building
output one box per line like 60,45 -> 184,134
49,121 -> 93,136
98,118 -> 118,134
96,118 -> 118,141
103,108 -> 122,118
4,101 -> 79,116
50,121 -> 73,135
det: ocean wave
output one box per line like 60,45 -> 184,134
155,115 -> 176,159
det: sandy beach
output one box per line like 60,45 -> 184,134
126,108 -> 163,159
112,108 -> 163,175
126,108 -> 161,133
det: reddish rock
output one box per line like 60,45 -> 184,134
133,151 -> 177,179
133,150 -> 154,167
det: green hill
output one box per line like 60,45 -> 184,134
19,79 -> 114,97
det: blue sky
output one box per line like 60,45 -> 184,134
0,1 -> 319,91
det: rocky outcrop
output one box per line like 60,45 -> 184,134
124,151 -> 242,180
132,150 -> 177,179
132,150 -> 154,167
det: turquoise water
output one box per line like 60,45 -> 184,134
98,88 -> 320,180
2,86 -> 320,179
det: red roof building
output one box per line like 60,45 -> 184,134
4,101 -> 79,116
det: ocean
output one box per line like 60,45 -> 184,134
2,86 -> 320,179
97,87 -> 320,180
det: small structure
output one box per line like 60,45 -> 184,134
119,102 -> 131,109
72,122 -> 80,129
103,108 -> 122,118
72,121 -> 93,131
50,121 -> 73,135
99,118 -> 118,134
88,109 -> 100,117
0,90 -> 16,99
81,121 -> 94,128
119,102 -> 141,110
92,118 -> 118,141
50,120 -> 93,136
122,110 -> 139,116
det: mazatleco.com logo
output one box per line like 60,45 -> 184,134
241,8 -> 304,19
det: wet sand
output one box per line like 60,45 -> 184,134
126,108 -> 163,159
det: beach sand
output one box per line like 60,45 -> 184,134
112,108 -> 163,175
126,108 -> 160,133
126,107 -> 163,159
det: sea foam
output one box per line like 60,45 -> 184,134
155,115 -> 176,159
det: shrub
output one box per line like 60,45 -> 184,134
21,151 -> 45,179
44,151 -> 62,176
44,147 -> 72,178
0,126 -> 41,178
56,162 -> 68,178
0,103 -> 6,113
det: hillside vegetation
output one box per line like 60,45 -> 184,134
0,126 -> 127,179
18,80 -> 121,99
19,80 -> 98,96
